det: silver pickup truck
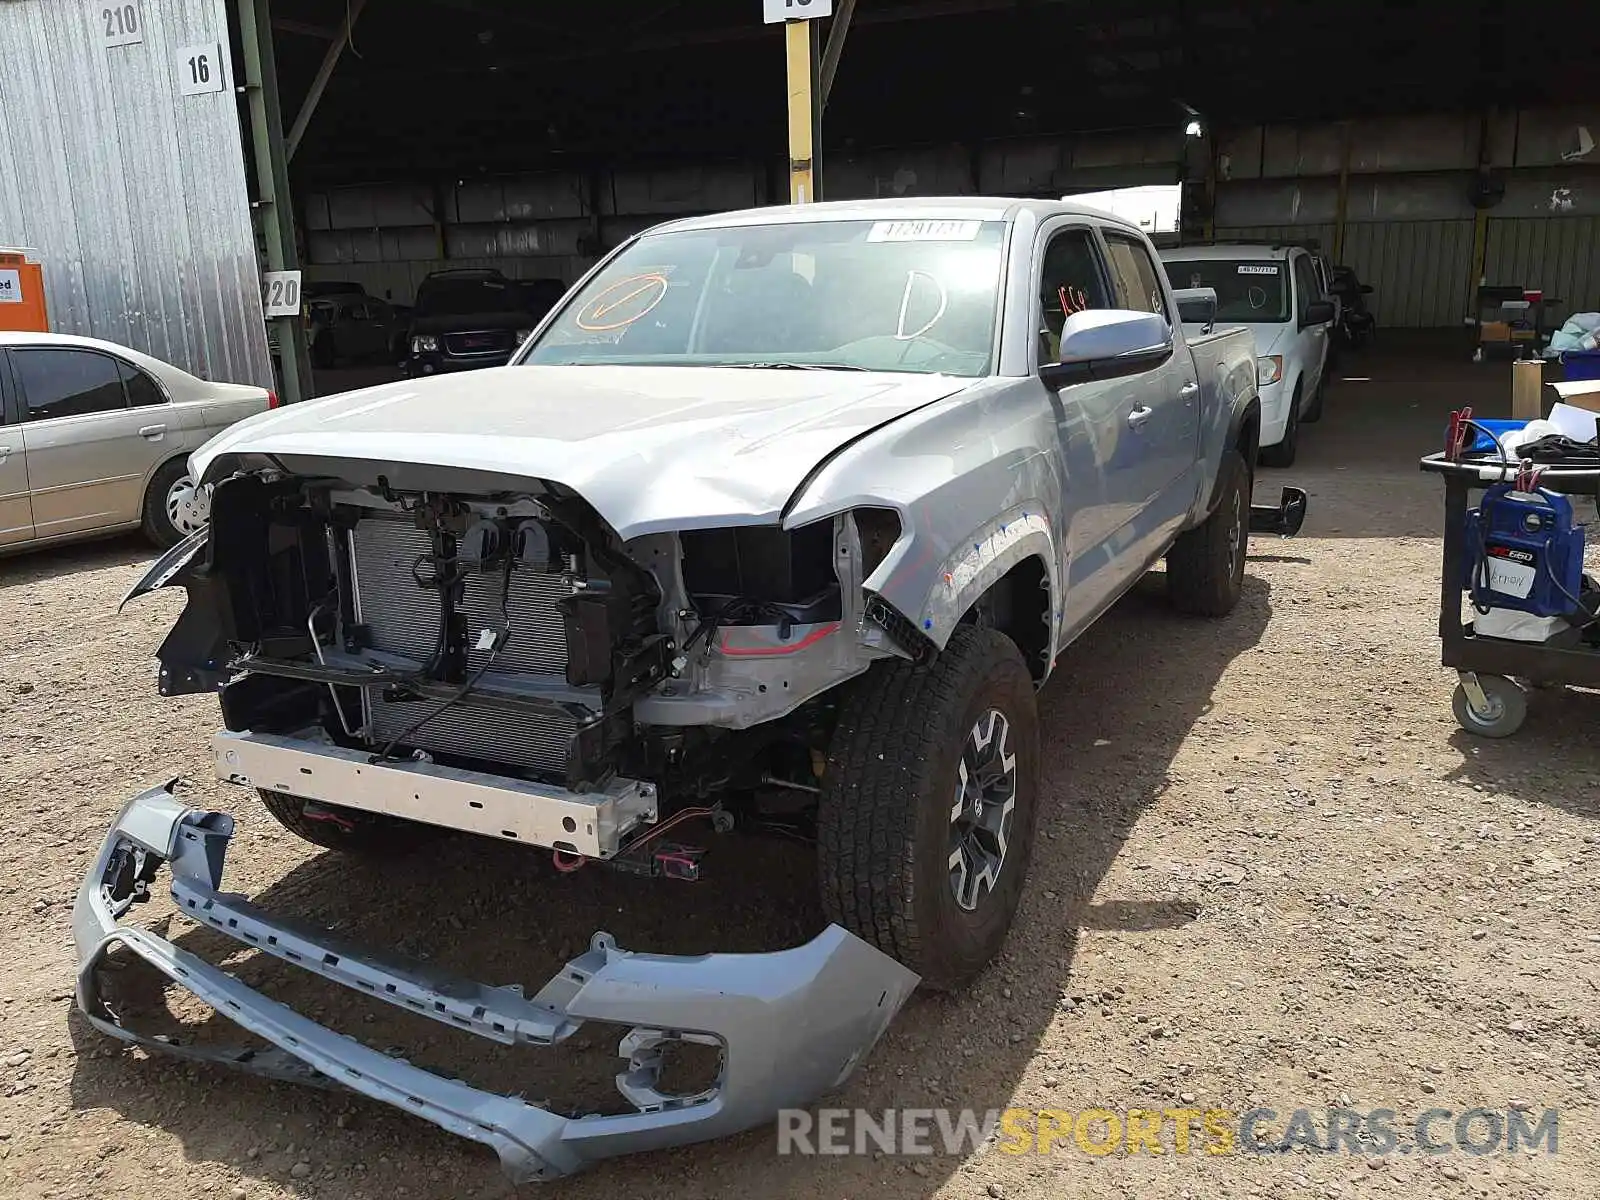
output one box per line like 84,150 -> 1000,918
79,198 -> 1304,1181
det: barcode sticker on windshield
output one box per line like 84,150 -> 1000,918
1238,264 -> 1280,275
868,220 -> 982,243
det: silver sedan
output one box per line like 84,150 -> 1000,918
0,331 -> 274,553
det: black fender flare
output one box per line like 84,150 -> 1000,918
1202,394 -> 1261,517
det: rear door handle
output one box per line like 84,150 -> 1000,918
138,424 -> 167,439
1179,382 -> 1200,399
0,445 -> 10,463
1126,406 -> 1154,429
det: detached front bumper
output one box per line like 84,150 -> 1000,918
73,785 -> 918,1182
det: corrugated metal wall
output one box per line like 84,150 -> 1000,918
303,132 -> 1189,305
0,0 -> 271,387
1211,110 -> 1600,329
1341,220 -> 1476,328
1215,223 -> 1338,250
1217,217 -> 1477,328
1484,216 -> 1600,317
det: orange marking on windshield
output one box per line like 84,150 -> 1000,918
575,274 -> 669,331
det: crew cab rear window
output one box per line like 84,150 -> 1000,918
1103,233 -> 1169,320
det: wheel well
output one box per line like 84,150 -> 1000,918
1237,404 -> 1261,464
959,556 -> 1050,680
143,451 -> 190,496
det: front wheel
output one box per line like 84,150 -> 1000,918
1258,383 -> 1301,468
817,626 -> 1040,991
1301,374 -> 1326,424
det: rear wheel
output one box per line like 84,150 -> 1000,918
141,458 -> 207,550
1258,383 -> 1301,468
1167,449 -> 1249,617
258,790 -> 438,856
817,626 -> 1040,991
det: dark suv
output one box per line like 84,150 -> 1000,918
403,271 -> 566,375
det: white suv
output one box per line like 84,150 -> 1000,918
1159,243 -> 1335,467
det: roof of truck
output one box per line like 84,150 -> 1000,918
648,196 -> 1149,237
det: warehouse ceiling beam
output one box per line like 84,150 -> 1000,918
819,0 -> 855,111
286,0 -> 370,162
272,17 -> 339,39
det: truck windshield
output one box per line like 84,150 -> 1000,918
522,219 -> 1006,376
1163,259 -> 1290,323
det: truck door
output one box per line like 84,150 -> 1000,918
1034,223 -> 1147,627
1100,229 -> 1199,543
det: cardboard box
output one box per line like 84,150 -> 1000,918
1512,358 -> 1544,420
1549,378 -> 1600,416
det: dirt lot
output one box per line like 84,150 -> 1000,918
3,337 -> 1599,1199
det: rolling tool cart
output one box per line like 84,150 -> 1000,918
1421,412 -> 1600,737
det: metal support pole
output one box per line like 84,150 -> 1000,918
286,0 -> 368,161
819,0 -> 855,111
785,20 -> 821,204
238,0 -> 312,403
1468,110 -> 1494,311
1333,121 -> 1351,263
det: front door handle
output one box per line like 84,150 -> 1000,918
138,424 -> 167,440
1179,381 -> 1200,399
0,445 -> 10,464
1126,406 -> 1154,429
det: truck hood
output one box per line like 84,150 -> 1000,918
191,365 -> 970,539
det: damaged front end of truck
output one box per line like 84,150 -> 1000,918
78,452 -> 926,1180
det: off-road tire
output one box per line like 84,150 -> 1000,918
258,789 -> 437,856
818,626 -> 1041,992
140,458 -> 194,550
1258,382 -> 1301,468
1167,449 -> 1250,617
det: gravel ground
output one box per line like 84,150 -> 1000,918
2,340 -> 1598,1199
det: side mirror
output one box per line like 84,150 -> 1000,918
1040,310 -> 1173,389
1301,299 -> 1335,328
1360,284 -> 1374,295
1171,286 -> 1218,333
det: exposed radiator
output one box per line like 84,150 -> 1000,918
349,514 -> 578,774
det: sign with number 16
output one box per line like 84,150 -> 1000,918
179,43 -> 225,95
762,0 -> 833,23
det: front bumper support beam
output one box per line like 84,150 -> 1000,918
73,785 -> 918,1182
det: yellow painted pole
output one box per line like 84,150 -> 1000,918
785,20 -> 817,204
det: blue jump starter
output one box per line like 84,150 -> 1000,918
1464,483 -> 1585,617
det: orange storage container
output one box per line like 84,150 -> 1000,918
0,249 -> 49,333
